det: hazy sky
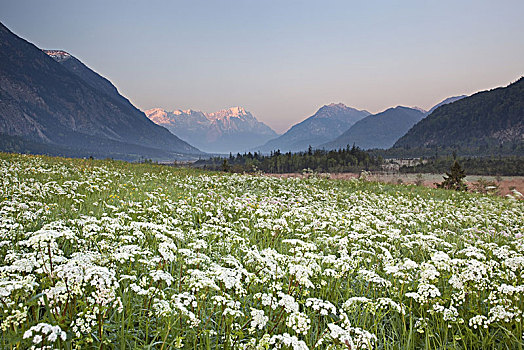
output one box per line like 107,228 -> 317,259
2,0 -> 523,133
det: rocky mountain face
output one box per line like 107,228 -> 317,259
146,107 -> 277,153
322,106 -> 425,150
0,22 -> 201,161
254,103 -> 370,153
394,78 -> 523,149
43,50 -> 130,105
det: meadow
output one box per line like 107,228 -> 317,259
1,153 -> 523,349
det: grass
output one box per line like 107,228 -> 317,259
0,153 -> 523,349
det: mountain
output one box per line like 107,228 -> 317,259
43,50 -> 130,106
412,106 -> 427,114
0,22 -> 201,161
322,106 -> 425,150
426,95 -> 467,115
146,107 -> 277,153
394,78 -> 523,150
254,103 -> 370,153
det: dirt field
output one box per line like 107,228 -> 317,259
268,172 -> 524,197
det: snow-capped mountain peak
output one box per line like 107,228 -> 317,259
174,109 -> 195,115
207,106 -> 251,121
146,108 -> 171,124
43,50 -> 72,62
145,107 -> 278,153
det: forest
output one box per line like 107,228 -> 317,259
194,146 -> 383,173
194,147 -> 524,176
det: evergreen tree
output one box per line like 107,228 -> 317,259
221,159 -> 230,172
437,160 -> 467,191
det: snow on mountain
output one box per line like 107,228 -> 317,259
145,107 -> 278,153
207,106 -> 250,120
43,50 -> 72,62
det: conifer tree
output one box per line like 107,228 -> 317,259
437,160 -> 467,191
221,159 -> 230,172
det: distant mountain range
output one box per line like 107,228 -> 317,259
394,78 -> 524,150
146,107 -> 277,153
321,106 -> 426,150
0,22 -> 201,161
320,97 -> 468,150
254,103 -> 370,153
1,21 -> 521,161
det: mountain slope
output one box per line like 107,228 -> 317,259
322,106 -> 425,150
44,50 -> 130,106
426,95 -> 467,115
394,78 -> 524,149
255,103 -> 370,153
0,22 -> 201,160
146,107 -> 277,153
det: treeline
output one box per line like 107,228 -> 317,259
369,142 -> 524,159
194,146 -> 382,173
400,155 -> 524,176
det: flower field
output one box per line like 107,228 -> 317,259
1,153 -> 523,349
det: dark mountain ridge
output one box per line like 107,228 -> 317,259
322,106 -> 425,150
0,22 -> 201,160
394,78 -> 524,150
43,49 -> 128,105
426,95 -> 467,115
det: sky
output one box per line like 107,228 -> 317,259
1,0 -> 523,133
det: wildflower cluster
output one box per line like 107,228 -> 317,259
0,153 -> 523,349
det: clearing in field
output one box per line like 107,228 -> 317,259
1,153 -> 523,349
